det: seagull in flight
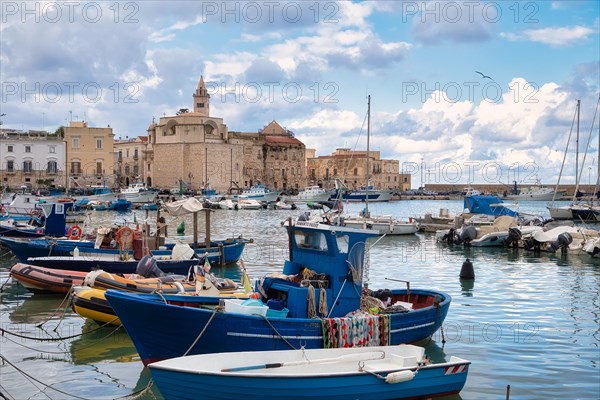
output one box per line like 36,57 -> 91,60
475,71 -> 493,80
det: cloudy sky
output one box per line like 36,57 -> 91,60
1,1 -> 599,187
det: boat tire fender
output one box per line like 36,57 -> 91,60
68,225 -> 82,240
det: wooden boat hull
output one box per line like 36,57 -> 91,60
105,288 -> 451,366
0,236 -> 247,269
0,225 -> 45,237
149,345 -> 469,400
25,256 -> 201,275
10,263 -> 86,293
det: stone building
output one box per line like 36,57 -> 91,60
306,148 -> 407,191
149,77 -> 306,192
233,120 -> 306,191
64,121 -> 116,189
114,136 -> 148,187
0,129 -> 65,191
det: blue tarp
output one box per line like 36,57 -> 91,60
464,195 -> 518,217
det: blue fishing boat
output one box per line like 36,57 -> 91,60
91,196 -> 132,212
0,202 -> 72,238
105,219 -> 451,365
148,345 -> 470,400
0,197 -> 248,270
0,236 -> 248,272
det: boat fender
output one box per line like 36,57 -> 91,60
68,225 -> 82,240
173,281 -> 185,294
385,370 -> 415,384
84,269 -> 106,287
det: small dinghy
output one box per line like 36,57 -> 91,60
149,344 -> 470,400
10,263 -> 87,294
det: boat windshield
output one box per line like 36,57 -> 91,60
335,234 -> 349,254
294,230 -> 328,252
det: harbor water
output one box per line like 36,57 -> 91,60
1,200 -> 598,399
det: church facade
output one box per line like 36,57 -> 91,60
149,77 -> 306,192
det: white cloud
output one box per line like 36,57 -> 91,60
500,26 -> 594,47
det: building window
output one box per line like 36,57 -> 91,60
281,168 -> 285,177
133,165 -> 139,176
125,165 -> 130,175
96,138 -> 103,149
23,160 -> 33,173
48,161 -> 58,174
126,149 -> 130,158
333,168 -> 337,176
71,161 -> 81,174
118,151 -> 123,162
25,146 -> 31,153
7,160 -> 14,172
96,162 -> 103,175
147,163 -> 151,171
134,149 -> 138,159
49,146 -> 56,154
7,145 -> 13,153
354,168 -> 358,176
72,138 -> 80,149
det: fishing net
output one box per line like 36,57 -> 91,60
346,241 -> 366,285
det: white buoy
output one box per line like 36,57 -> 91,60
385,370 -> 415,384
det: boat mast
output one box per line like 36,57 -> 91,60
365,95 -> 370,218
572,100 -> 581,203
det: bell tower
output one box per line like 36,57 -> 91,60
193,75 -> 210,116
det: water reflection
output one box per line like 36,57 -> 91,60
459,278 -> 474,297
69,320 -> 138,365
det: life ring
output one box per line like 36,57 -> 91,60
68,225 -> 82,240
115,226 -> 135,249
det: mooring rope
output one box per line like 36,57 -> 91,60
182,306 -> 221,357
258,314 -> 298,350
0,317 -> 120,341
0,353 -> 89,400
36,288 -> 74,329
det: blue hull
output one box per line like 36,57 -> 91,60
105,289 -> 450,366
21,257 -> 201,275
150,359 -> 468,400
0,226 -> 45,238
0,237 -> 247,267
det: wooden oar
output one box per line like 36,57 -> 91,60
222,350 -> 385,372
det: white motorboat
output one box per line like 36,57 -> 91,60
287,186 -> 331,203
236,198 -> 263,210
120,182 -> 159,204
239,184 -> 281,202
344,215 -> 419,235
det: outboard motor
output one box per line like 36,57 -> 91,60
297,211 -> 311,222
504,227 -> 522,248
549,232 -> 573,253
440,227 -> 456,245
136,255 -> 166,278
455,226 -> 477,245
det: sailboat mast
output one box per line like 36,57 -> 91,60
576,99 -> 580,186
365,95 -> 370,217
572,100 -> 581,203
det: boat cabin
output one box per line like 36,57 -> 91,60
261,220 -> 378,319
